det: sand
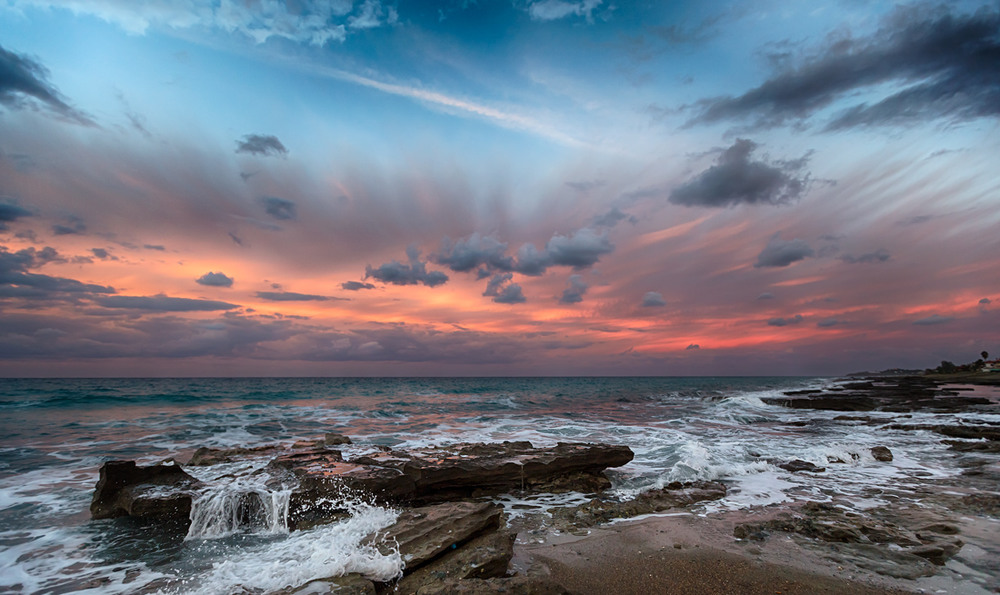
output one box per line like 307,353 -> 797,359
513,512 -> 920,595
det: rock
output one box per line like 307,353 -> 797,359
280,574 -> 376,594
187,445 -> 286,466
762,377 -> 993,412
392,530 -> 515,593
349,442 -> 633,504
777,460 -> 826,473
550,481 -> 726,529
412,576 -> 569,594
908,539 -> 963,565
869,446 -> 893,461
91,460 -> 203,520
368,502 -> 503,571
325,433 -> 353,446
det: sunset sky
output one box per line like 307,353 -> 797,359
1,0 -> 998,377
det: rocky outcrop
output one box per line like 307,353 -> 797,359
369,502 -> 503,570
766,377 -> 992,412
733,501 -> 963,566
777,459 -> 826,473
90,460 -> 203,520
550,480 -> 726,530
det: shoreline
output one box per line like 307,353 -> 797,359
515,512 -> 925,595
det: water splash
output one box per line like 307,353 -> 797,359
186,483 -> 292,540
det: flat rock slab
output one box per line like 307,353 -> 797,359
392,530 -> 515,594
368,501 -> 503,570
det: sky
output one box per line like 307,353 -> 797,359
0,0 -> 998,377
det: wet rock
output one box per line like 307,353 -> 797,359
350,442 -> 633,503
960,493 -> 1000,515
762,377 -> 993,412
412,576 -> 569,594
777,460 -> 826,473
550,481 -> 726,529
869,446 -> 893,461
325,433 -> 353,446
91,460 -> 203,520
908,539 -> 963,565
368,502 -> 503,571
187,445 -> 285,466
281,574 -> 376,594
392,530 -> 515,593
733,501 -> 923,547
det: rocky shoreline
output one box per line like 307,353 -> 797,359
87,375 -> 1000,594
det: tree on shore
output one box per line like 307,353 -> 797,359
983,351 -> 990,361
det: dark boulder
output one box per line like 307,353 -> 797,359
777,460 -> 826,473
91,460 -> 203,520
870,446 -> 893,461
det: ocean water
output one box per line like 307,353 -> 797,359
1,376 -> 998,594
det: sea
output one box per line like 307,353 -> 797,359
1,376 -> 998,594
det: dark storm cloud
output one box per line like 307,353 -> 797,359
196,271 -> 234,287
483,272 -> 526,304
670,139 -> 811,207
365,246 -> 449,287
261,196 -> 297,220
0,245 -> 115,297
256,291 -> 335,302
0,201 -> 32,230
93,295 -> 239,312
686,5 -> 1000,130
341,281 -> 375,291
840,249 -> 890,264
559,275 -> 589,304
754,235 -> 814,268
767,314 -> 803,327
913,314 -> 954,325
235,134 -> 288,157
641,291 -> 666,307
434,233 -> 514,273
0,44 -> 93,125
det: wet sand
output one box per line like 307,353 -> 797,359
515,512 -> 919,595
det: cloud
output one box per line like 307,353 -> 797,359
196,271 -> 234,288
980,298 -> 992,305
566,179 -> 606,192
434,233 -> 514,273
51,216 -> 86,236
754,234 -> 814,268
91,248 -> 117,261
840,249 -> 890,264
767,314 -> 803,327
236,134 -> 288,157
92,295 -> 239,312
641,291 -> 666,307
0,245 -> 115,298
757,292 -> 775,300
686,344 -> 700,350
913,314 -> 955,325
144,244 -> 166,251
483,273 -> 526,304
817,318 -> 840,328
545,227 -> 614,270
0,43 -> 93,124
255,291 -> 332,301
0,201 -> 32,231
670,139 -> 811,207
592,207 -> 635,228
260,196 -> 296,220
348,0 -> 398,30
686,5 -> 1000,130
365,246 -> 449,287
341,281 -> 375,291
527,0 -> 603,22
559,274 -> 589,304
